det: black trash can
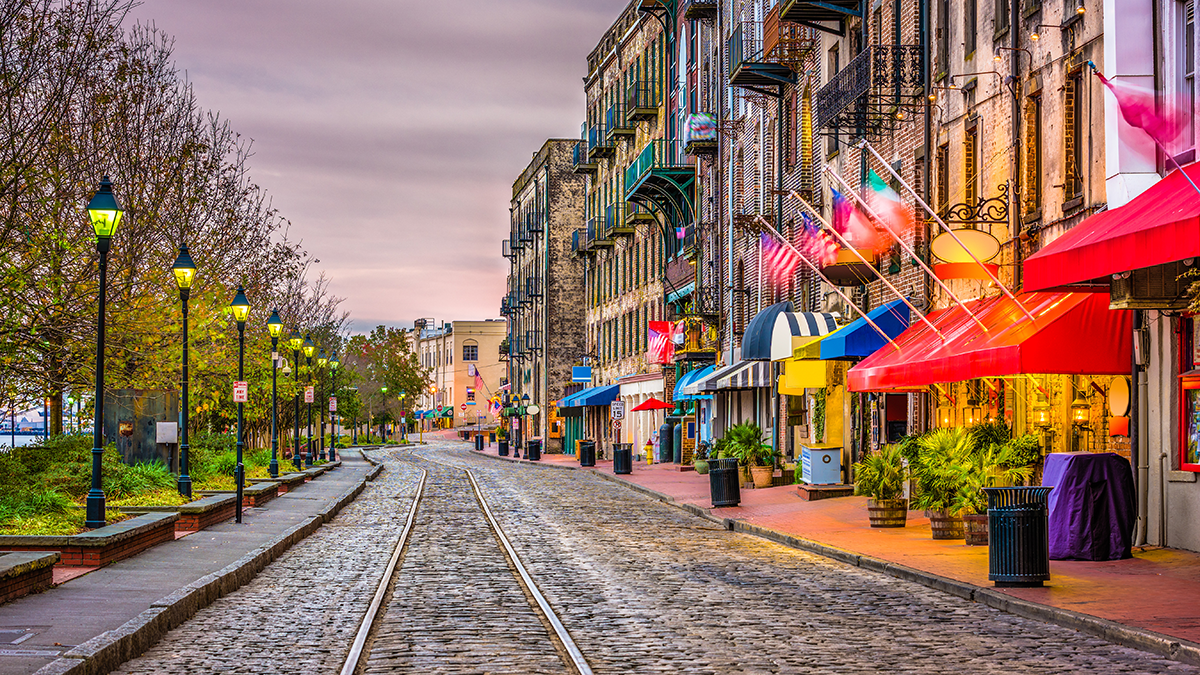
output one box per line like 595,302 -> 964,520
984,486 -> 1054,587
474,435 -> 484,451
709,457 -> 741,507
658,421 -> 674,464
498,440 -> 509,457
612,443 -> 632,475
488,433 -> 496,445
527,439 -> 542,461
579,440 -> 596,467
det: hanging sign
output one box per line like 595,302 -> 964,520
233,381 -> 249,403
329,396 -> 337,412
304,386 -> 314,403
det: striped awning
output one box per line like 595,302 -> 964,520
699,360 -> 773,391
770,312 -> 839,360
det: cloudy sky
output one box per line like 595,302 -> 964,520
127,0 -> 628,332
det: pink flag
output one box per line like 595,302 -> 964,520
1094,69 -> 1184,147
760,233 -> 801,284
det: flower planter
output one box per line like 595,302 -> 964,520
750,465 -> 774,489
929,510 -> 965,540
963,513 -> 989,546
867,498 -> 908,528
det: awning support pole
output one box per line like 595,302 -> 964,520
857,140 -> 1037,324
754,216 -> 902,353
819,169 -> 991,334
788,191 -> 946,341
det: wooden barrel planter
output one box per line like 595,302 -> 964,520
867,499 -> 908,528
929,510 -> 965,540
963,513 -> 989,546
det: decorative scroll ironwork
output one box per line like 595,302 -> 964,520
814,44 -> 924,136
944,184 -> 1010,225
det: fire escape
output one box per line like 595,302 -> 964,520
813,44 -> 924,138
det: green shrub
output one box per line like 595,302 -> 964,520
1002,434 -> 1042,470
968,421 -> 1011,450
853,444 -> 907,501
105,461 -> 175,498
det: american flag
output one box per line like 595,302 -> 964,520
817,229 -> 840,267
647,321 -> 674,364
760,233 -> 801,285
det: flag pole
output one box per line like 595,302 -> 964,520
858,140 -> 1037,324
818,169 -> 992,334
785,192 -> 946,341
754,216 -> 903,353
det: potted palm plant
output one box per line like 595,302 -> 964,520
723,422 -> 777,488
853,444 -> 908,527
954,438 -> 1036,545
910,427 -> 973,540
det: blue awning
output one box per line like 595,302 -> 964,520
820,298 -> 911,360
674,365 -> 715,401
666,282 -> 696,304
557,389 -> 587,408
741,301 -> 794,360
576,384 -> 620,407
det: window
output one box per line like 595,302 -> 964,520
995,0 -> 1010,33
965,0 -> 977,55
826,46 -> 840,155
936,143 -> 950,216
964,123 -> 979,207
462,343 -> 478,361
1181,317 -> 1200,471
937,0 -> 950,76
1024,96 -> 1043,217
1181,0 -> 1196,154
1064,70 -> 1084,202
466,387 -> 475,403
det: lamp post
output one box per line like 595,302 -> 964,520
267,310 -> 283,478
398,391 -> 406,441
519,393 -> 531,458
381,386 -> 388,441
171,244 -> 196,497
330,352 -> 339,459
229,287 -> 251,524
85,177 -> 123,529
303,335 -> 315,466
317,348 -> 328,461
289,329 -> 303,470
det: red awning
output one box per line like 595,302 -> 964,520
846,292 -> 1131,392
1023,163 -> 1200,292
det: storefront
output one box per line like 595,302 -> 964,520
555,384 -> 619,456
675,364 -> 716,446
618,374 -> 665,459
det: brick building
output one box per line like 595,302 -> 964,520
502,139 -> 588,451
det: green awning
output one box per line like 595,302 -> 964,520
667,282 -> 696,305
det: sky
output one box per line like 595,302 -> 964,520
126,0 -> 629,333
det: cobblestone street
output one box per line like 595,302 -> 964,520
114,444 -> 1200,674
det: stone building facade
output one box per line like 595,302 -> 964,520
415,320 -> 507,428
504,139 -> 587,449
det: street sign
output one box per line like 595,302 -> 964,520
304,386 -> 314,403
610,400 -> 625,420
233,381 -> 249,403
156,422 -> 178,444
329,396 -> 337,412
460,403 -> 467,411
612,420 -> 622,430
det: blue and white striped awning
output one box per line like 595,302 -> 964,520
699,360 -> 773,391
771,311 -> 839,360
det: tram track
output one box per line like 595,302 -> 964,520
341,448 -> 593,675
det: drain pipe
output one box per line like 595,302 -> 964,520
1134,310 -> 1149,545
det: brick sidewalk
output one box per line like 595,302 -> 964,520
478,445 -> 1200,653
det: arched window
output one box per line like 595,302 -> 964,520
462,340 -> 479,362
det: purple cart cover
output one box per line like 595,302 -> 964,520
1043,452 -> 1135,561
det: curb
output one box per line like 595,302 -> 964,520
471,449 -> 1200,667
37,463 -> 379,675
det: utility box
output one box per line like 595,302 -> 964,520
801,445 -> 841,485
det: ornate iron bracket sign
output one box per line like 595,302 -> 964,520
943,183 -> 1010,226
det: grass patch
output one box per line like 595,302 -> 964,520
0,509 -> 129,536
106,489 -> 191,508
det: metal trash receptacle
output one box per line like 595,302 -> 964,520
579,440 -> 596,467
612,443 -> 632,474
474,435 -> 484,451
498,440 -> 509,457
709,457 -> 741,507
984,486 -> 1054,587
527,439 -> 542,461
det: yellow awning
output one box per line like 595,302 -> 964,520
780,358 -> 828,394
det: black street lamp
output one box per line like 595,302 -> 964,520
267,310 -> 283,478
317,348 -> 328,461
303,334 -> 315,467
171,244 -> 196,498
330,351 -> 340,459
229,286 -> 251,524
85,177 -> 123,529
289,329 -> 303,471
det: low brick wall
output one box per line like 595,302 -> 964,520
254,473 -> 305,494
0,513 -> 179,567
243,482 -> 279,508
300,467 -> 326,482
122,495 -> 238,534
0,552 -> 57,605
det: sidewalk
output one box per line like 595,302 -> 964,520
0,452 -> 377,675
476,444 -> 1200,664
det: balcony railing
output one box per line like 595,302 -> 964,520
728,21 -> 798,88
625,140 -> 692,193
814,44 -> 923,132
626,80 -> 660,122
587,122 -> 615,160
571,228 -> 591,254
606,102 -> 635,139
524,330 -> 542,353
526,210 -> 543,233
728,22 -> 759,77
587,217 -> 613,247
571,137 -> 597,175
525,276 -> 542,298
